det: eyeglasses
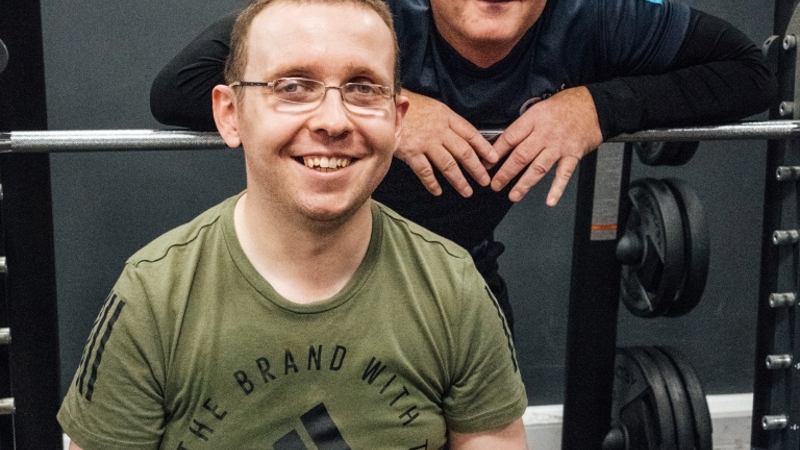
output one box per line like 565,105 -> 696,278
230,77 -> 395,114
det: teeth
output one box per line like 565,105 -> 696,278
303,156 -> 352,170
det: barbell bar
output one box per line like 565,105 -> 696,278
1,120 -> 799,153
0,130 -> 227,153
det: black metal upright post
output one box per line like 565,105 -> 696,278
561,144 -> 630,449
0,1 -> 62,449
750,1 -> 800,448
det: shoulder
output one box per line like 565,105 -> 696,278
126,194 -> 237,269
385,0 -> 432,50
374,201 -> 472,262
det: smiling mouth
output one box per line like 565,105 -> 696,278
300,156 -> 353,172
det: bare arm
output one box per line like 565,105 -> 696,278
68,441 -> 84,450
449,418 -> 528,450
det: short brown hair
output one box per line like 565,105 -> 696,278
224,0 -> 401,93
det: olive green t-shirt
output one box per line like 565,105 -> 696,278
58,195 -> 527,449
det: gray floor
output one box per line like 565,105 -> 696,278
519,393 -> 752,450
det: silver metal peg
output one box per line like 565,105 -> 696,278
763,414 -> 789,430
0,328 -> 11,345
784,34 -> 797,50
766,354 -> 794,369
770,292 -> 797,308
0,39 -> 7,75
776,166 -> 800,181
780,101 -> 795,117
0,256 -> 7,274
0,398 -> 14,415
773,229 -> 800,245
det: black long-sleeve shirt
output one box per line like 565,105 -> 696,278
150,2 -> 775,252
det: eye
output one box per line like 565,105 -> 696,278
273,78 -> 320,98
345,83 -> 384,97
352,83 -> 378,95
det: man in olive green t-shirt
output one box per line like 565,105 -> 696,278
58,0 -> 528,448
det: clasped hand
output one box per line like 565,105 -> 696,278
395,87 -> 604,206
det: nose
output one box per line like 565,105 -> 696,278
308,87 -> 353,137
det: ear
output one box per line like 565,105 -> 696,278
392,94 -> 410,151
213,85 -> 242,148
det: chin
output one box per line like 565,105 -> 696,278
299,198 -> 366,225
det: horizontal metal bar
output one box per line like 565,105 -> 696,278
1,120 -> 799,153
0,130 -> 226,153
484,120 -> 800,144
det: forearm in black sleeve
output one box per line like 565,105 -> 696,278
587,8 -> 778,140
149,13 -> 236,131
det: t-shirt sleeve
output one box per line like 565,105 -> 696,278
595,0 -> 690,74
442,261 -> 527,433
58,267 -> 168,450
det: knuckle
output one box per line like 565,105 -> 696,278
529,162 -> 549,176
416,165 -> 435,179
557,166 -> 575,180
508,149 -> 533,167
438,158 -> 460,174
500,128 -> 523,146
454,144 -> 475,161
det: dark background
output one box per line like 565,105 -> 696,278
36,0 -> 773,405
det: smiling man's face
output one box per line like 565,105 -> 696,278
215,0 -> 408,224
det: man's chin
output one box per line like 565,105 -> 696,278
299,200 -> 366,228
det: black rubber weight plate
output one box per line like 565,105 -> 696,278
634,141 -> 700,166
612,347 -> 677,449
663,178 -> 709,317
620,178 -> 686,317
657,346 -> 713,450
642,346 -> 694,450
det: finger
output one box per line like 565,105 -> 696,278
441,132 -> 490,188
506,148 -> 560,202
491,120 -> 529,161
490,139 -> 544,192
545,156 -> 579,206
449,114 -> 498,164
405,153 -> 443,196
426,138 -> 474,197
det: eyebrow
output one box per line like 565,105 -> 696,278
263,63 -> 391,84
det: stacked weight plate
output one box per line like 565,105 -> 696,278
616,178 -> 710,318
604,346 -> 712,450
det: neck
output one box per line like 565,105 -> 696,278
234,193 -> 374,304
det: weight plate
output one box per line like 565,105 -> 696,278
634,141 -> 700,166
662,178 -> 710,317
611,347 -> 677,450
642,347 -> 694,450
658,346 -> 713,450
619,179 -> 686,317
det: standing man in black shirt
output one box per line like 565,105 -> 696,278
150,0 -> 776,331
